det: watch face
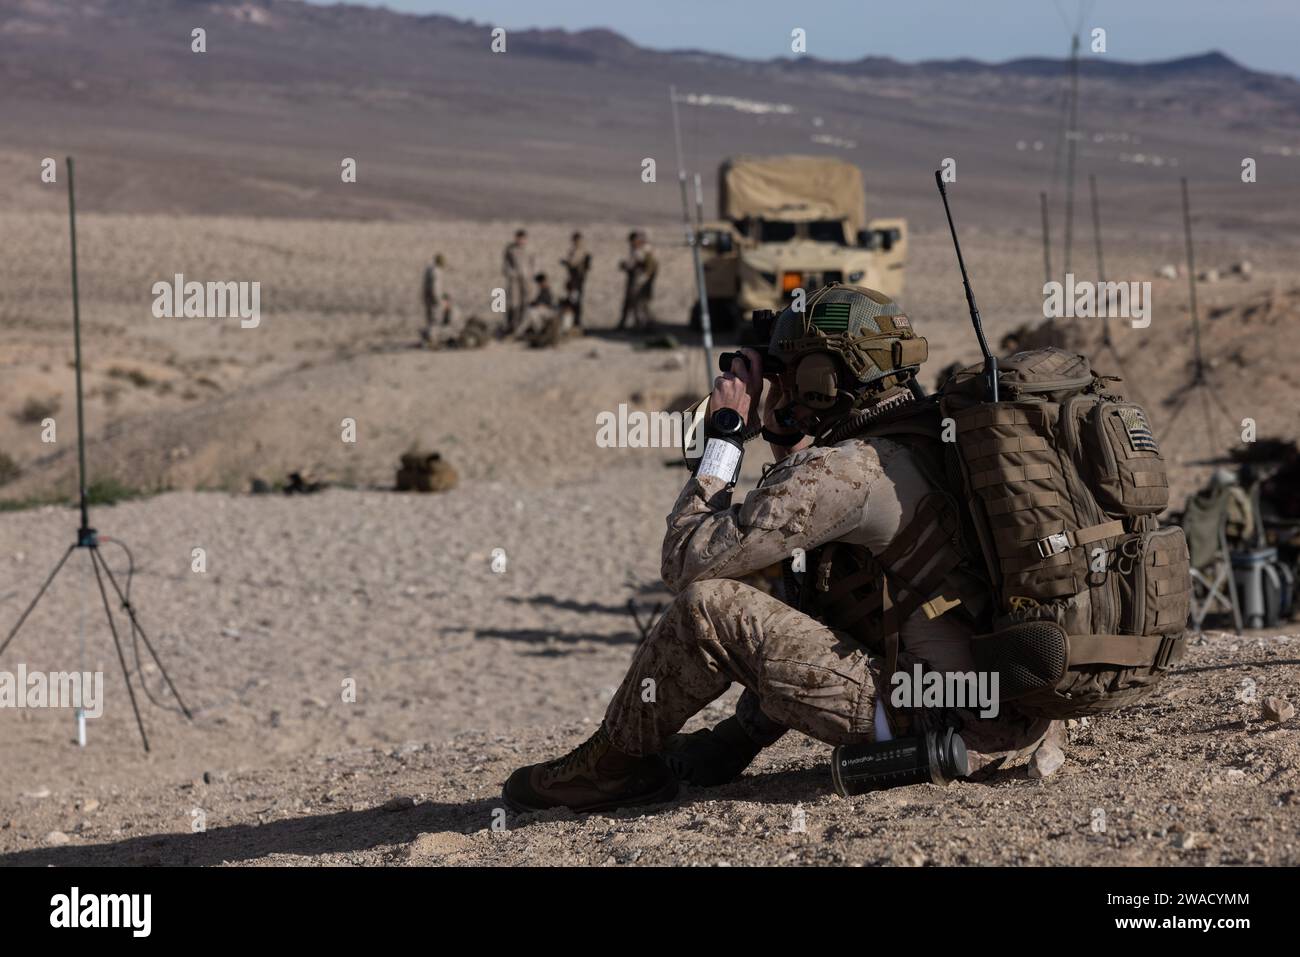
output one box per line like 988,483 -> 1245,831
712,407 -> 743,434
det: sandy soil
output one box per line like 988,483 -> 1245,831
2,0 -> 1300,874
0,224 -> 1297,863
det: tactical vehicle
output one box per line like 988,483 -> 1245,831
690,155 -> 907,331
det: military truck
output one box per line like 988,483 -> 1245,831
690,155 -> 907,331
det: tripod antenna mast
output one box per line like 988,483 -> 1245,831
1039,191 -> 1053,285
66,157 -> 91,540
1181,176 -> 1206,383
670,85 -> 714,387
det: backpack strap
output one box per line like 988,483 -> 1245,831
813,491 -> 973,676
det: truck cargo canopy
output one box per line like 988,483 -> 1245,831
719,156 -> 866,235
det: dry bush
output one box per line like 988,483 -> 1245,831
13,395 -> 59,423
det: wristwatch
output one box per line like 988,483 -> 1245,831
697,408 -> 747,486
706,407 -> 746,446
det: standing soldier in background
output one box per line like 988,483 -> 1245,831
617,230 -> 658,331
502,229 -> 533,335
421,253 -> 446,328
561,231 -> 592,328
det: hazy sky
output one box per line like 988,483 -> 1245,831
315,0 -> 1300,76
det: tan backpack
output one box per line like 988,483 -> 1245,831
804,348 -> 1190,720
938,348 -> 1190,717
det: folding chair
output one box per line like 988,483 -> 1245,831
1181,486 -> 1244,634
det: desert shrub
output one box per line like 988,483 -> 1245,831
85,478 -> 153,506
14,395 -> 60,423
108,366 -> 155,388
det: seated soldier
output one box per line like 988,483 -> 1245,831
503,285 -> 1052,812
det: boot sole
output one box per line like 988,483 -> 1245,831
503,777 -> 679,816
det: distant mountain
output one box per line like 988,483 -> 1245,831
1,0 -> 1296,225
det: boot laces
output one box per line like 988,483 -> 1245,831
546,727 -> 608,780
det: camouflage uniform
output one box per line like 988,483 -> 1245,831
422,259 -> 443,326
561,241 -> 591,326
604,436 -> 1052,774
617,243 -> 657,329
502,240 -> 532,334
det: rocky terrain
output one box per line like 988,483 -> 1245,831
0,0 -> 1297,866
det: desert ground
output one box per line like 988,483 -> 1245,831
1,0 -> 1299,867
0,210 -> 1297,866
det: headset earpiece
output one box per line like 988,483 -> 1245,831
794,352 -> 840,410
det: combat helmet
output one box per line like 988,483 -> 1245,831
767,283 -> 928,432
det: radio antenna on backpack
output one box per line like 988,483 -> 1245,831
935,171 -> 998,401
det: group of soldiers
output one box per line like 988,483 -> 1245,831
419,228 -> 659,347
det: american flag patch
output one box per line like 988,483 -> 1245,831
812,301 -> 851,332
1119,407 -> 1158,452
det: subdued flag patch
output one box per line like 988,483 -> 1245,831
1119,407 -> 1159,452
812,301 -> 851,332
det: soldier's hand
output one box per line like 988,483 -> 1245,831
711,348 -> 763,425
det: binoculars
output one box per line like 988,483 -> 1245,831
717,308 -> 784,376
718,350 -> 785,376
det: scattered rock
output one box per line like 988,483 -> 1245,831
1028,741 -> 1066,779
381,795 -> 417,812
1231,260 -> 1253,278
81,798 -> 100,814
1198,268 -> 1220,283
23,787 -> 51,799
1261,697 -> 1294,723
892,848 -> 927,866
407,830 -> 473,860
44,830 -> 70,846
202,770 -> 229,785
1156,264 -> 1178,279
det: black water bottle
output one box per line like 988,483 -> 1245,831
831,728 -> 970,796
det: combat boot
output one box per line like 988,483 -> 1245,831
502,724 -> 678,813
663,715 -> 775,787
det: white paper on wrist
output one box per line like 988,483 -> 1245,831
697,438 -> 742,483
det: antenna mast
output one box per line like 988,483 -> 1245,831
670,86 -> 714,387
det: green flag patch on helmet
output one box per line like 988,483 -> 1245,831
810,300 -> 853,332
769,283 -> 928,389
